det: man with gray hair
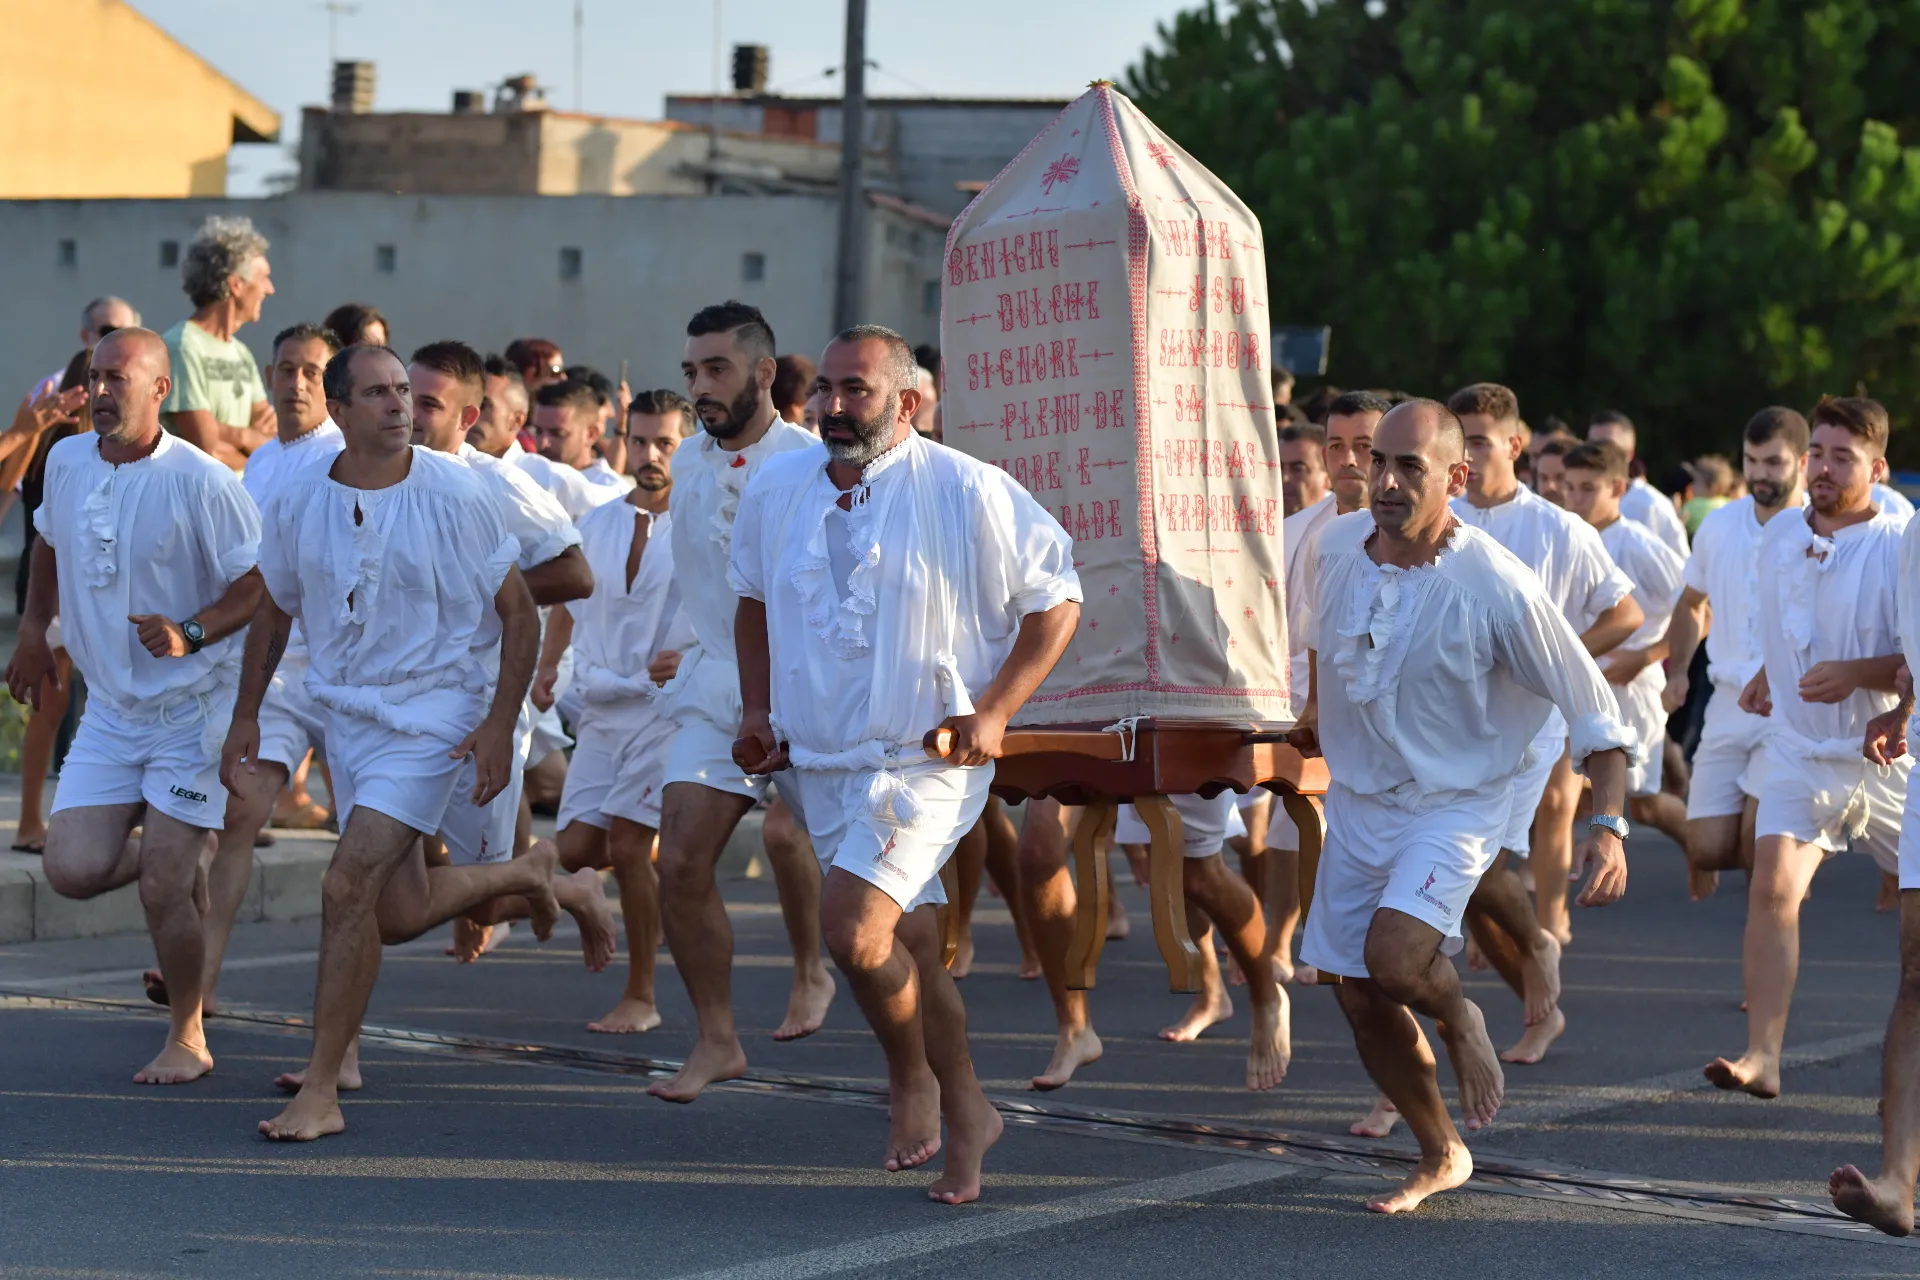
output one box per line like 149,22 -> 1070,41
21,297 -> 142,407
161,215 -> 275,470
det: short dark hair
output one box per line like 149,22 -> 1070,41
1809,396 -> 1888,455
1326,390 -> 1392,419
1446,383 -> 1519,423
323,343 -> 400,403
1535,437 -> 1576,460
831,324 -> 919,390
410,340 -> 485,398
563,365 -> 614,405
322,303 -> 388,347
272,322 -> 342,362
1743,405 -> 1810,453
1280,422 -> 1327,450
532,378 -> 602,416
505,337 -> 563,378
688,301 -> 776,364
631,388 -> 696,436
1589,409 -> 1634,432
1563,440 -> 1630,482
772,354 -> 816,413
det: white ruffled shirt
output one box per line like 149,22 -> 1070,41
1598,516 -> 1685,658
1756,505 -> 1907,759
33,431 -> 261,715
568,499 -> 696,707
457,443 -> 581,572
1451,485 -> 1635,633
1283,493 -> 1338,716
258,447 -> 519,741
729,433 -> 1081,767
514,448 -> 623,522
1875,483 -> 1915,522
1682,495 -> 1774,693
1300,513 -> 1634,804
1621,476 -> 1689,558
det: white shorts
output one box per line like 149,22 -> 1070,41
1112,791 -> 1242,855
1686,689 -> 1768,820
258,669 -> 328,773
53,693 -> 233,830
555,700 -> 675,832
1751,740 -> 1905,874
326,714 -> 517,865
1896,770 -> 1920,890
1501,715 -> 1567,855
1299,780 -> 1510,979
782,762 -> 991,911
662,709 -> 779,803
527,701 -> 573,764
1614,669 -> 1667,798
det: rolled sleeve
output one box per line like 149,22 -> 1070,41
975,474 -> 1080,624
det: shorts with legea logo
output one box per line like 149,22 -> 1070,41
257,666 -> 328,773
1112,791 -> 1243,856
781,761 -> 992,911
1299,780 -> 1510,980
326,713 -> 517,866
556,701 -> 676,831
662,709 -> 787,804
53,692 -> 234,829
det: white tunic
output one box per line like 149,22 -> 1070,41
1875,483 -> 1915,522
1300,512 -> 1634,804
1621,476 -> 1689,558
457,443 -> 581,572
514,448 -> 622,522
663,419 -> 819,731
1756,506 -> 1907,760
570,499 -> 696,705
243,423 -> 346,669
258,447 -> 519,742
1283,493 -> 1337,716
583,457 -> 635,491
1682,496 -> 1774,694
1599,515 -> 1687,792
33,432 -> 261,716
730,433 -> 1080,775
1450,485 -> 1634,633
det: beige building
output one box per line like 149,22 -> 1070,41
1,0 -> 279,197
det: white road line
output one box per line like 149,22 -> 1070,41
0,933 -> 459,993
1494,1029 -> 1884,1128
664,1161 -> 1308,1280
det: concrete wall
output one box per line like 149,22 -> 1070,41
0,193 -> 947,409
2,0 -> 278,198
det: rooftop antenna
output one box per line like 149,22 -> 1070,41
317,0 -> 358,67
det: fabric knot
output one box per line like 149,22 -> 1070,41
865,770 -> 924,829
935,652 -> 975,717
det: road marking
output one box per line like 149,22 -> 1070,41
660,1161 -> 1308,1280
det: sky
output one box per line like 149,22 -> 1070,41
129,0 -> 1195,196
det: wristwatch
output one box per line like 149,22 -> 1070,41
1588,813 -> 1630,842
181,619 -> 206,654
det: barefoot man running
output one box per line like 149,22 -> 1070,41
731,324 -> 1081,1203
1291,399 -> 1632,1213
6,327 -> 264,1085
238,344 -> 564,1141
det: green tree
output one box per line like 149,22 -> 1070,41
1124,0 -> 1920,464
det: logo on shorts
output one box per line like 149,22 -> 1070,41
168,785 -> 208,805
875,833 -> 906,881
1414,865 -> 1450,916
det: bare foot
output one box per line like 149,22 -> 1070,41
1878,873 -> 1900,914
1246,993 -> 1289,1091
133,1039 -> 212,1085
1350,1096 -> 1401,1138
1018,949 -> 1042,980
928,1088 -> 1003,1205
1703,1052 -> 1780,1099
1031,1025 -> 1103,1090
649,1037 -> 747,1103
1500,1005 -> 1565,1065
273,1061 -> 363,1094
1271,951 -> 1295,985
1465,937 -> 1491,972
1294,964 -> 1321,985
447,919 -> 511,962
587,996 -> 662,1034
1436,1000 -> 1504,1129
1687,864 -> 1720,901
1519,930 -> 1561,1027
1159,988 -> 1231,1042
1225,954 -> 1246,987
1830,1163 -> 1916,1236
1106,901 -> 1130,941
949,935 -> 975,980
258,1090 -> 346,1142
142,969 -> 170,1008
1546,918 -> 1573,947
554,867 -> 616,972
773,970 -> 835,1041
523,844 -> 563,942
1366,1143 -> 1472,1213
885,1071 -> 942,1172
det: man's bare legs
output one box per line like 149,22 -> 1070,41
1705,834 -> 1827,1098
262,809 -> 563,1140
555,817 -> 663,1032
1184,853 -> 1289,1089
1463,852 -> 1563,1064
1683,797 -> 1758,902
1831,889 -> 1920,1235
1160,891 -> 1231,1042
948,816 -> 989,979
1336,908 -> 1504,1214
650,781 -> 756,1101
1630,791 -> 1690,854
762,794 -> 835,1040
1017,798 -> 1102,1089
897,898 -> 1003,1204
45,803 -> 214,1084
524,748 -> 567,813
13,650 -> 69,851
1226,795 -> 1271,984
980,798 -> 1038,978
198,759 -> 286,1013
1531,751 -> 1579,943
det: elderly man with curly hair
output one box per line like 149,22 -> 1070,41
160,215 -> 277,470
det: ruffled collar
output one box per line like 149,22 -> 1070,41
1331,519 -> 1467,708
788,434 -> 920,659
706,428 -> 783,558
280,423 -> 334,452
1776,510 -> 1848,652
78,433 -> 174,588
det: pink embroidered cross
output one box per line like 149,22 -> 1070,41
1041,154 -> 1081,194
1146,142 -> 1176,169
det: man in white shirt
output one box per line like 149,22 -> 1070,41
1448,383 -> 1641,1065
647,302 -> 835,1103
537,389 -> 701,1034
1281,421 -> 1331,517
1562,442 -> 1690,846
732,324 -> 1082,1204
237,345 -> 567,1142
5,328 -> 264,1086
1587,410 -> 1690,558
1662,408 -> 1808,897
471,358 -> 529,459
1291,399 -> 1632,1214
1708,397 -> 1910,1100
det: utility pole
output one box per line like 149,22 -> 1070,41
831,0 -> 868,333
573,0 -> 584,110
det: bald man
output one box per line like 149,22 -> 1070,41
6,328 -> 265,1085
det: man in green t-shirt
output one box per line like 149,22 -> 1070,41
161,216 -> 276,469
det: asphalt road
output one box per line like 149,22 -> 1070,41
1,828 -> 1915,1279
